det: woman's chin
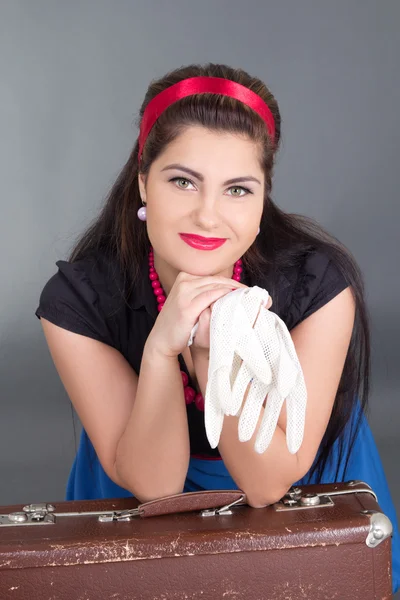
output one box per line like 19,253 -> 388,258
171,245 -> 235,277
180,263 -> 231,278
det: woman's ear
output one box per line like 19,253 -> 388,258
138,173 -> 147,203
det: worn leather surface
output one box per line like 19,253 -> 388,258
0,481 -> 393,599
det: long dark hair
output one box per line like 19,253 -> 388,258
69,62 -> 370,484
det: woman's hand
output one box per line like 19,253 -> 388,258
191,292 -> 273,354
146,271 -> 248,358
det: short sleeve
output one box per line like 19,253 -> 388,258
286,250 -> 350,331
35,256 -> 121,348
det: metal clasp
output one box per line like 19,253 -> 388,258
0,503 -> 142,527
97,508 -> 141,522
274,486 -> 334,512
1,503 -> 56,526
200,494 -> 246,517
273,482 -> 379,512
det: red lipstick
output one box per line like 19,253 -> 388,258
179,233 -> 227,251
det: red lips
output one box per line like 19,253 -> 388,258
179,233 -> 227,251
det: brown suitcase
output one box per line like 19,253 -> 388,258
0,480 -> 393,599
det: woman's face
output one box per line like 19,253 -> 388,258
138,126 -> 265,277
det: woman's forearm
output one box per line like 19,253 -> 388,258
115,339 -> 190,502
191,348 -> 299,507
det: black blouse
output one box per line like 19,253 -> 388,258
35,248 -> 349,458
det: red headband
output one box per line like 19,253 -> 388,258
138,76 -> 275,163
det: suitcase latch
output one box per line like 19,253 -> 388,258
274,487 -> 334,511
0,503 -> 56,526
273,482 -> 379,512
0,503 -> 141,526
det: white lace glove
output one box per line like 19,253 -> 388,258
204,286 -> 307,455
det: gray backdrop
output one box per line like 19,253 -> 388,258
1,0 -> 398,555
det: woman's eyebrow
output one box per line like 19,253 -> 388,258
161,163 -> 261,186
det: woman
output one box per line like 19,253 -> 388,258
35,63 -> 399,592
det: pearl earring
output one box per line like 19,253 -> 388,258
137,201 -> 147,221
257,227 -> 260,235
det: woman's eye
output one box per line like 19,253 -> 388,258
228,186 -> 252,197
170,177 -> 194,189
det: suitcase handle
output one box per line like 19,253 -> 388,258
136,489 -> 247,518
134,481 -> 378,519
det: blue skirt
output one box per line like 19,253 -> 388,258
66,402 -> 400,594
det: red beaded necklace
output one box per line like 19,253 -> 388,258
148,247 -> 243,411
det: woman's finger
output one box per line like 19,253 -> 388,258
179,272 -> 247,289
190,286 -> 238,314
190,282 -> 240,302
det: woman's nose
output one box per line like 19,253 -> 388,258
193,197 -> 221,228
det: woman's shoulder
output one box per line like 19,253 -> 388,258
35,250 -> 130,347
266,246 -> 350,331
